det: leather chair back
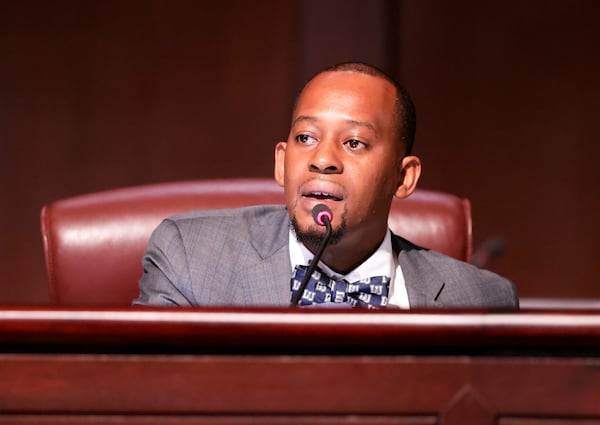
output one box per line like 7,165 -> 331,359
41,178 -> 471,306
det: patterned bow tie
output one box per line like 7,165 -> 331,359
290,264 -> 390,309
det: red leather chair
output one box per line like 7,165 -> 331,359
40,178 -> 472,306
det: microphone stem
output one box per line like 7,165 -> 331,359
290,217 -> 332,306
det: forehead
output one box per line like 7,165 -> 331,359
294,71 -> 397,121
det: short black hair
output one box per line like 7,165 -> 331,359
298,62 -> 416,156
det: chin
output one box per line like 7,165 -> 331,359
291,214 -> 346,248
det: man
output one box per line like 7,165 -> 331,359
133,62 -> 518,309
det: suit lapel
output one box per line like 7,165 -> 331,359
240,206 -> 292,306
393,235 -> 447,308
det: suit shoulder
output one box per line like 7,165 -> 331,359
429,250 -> 518,309
168,204 -> 287,224
394,234 -> 519,309
154,204 -> 289,260
147,205 -> 288,254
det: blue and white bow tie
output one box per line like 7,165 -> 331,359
290,264 -> 390,309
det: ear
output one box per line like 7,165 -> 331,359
274,141 -> 287,187
394,155 -> 421,199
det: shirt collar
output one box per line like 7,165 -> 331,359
288,227 -> 396,282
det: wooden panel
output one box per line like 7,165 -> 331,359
1,309 -> 600,424
0,0 -> 296,304
501,419 -> 600,425
1,354 -> 600,418
0,416 -> 435,425
394,0 -> 600,298
2,308 -> 600,351
2,0 -> 600,307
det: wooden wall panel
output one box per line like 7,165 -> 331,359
394,0 -> 600,298
0,0 -> 598,303
0,1 -> 296,303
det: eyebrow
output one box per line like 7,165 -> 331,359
292,115 -> 377,133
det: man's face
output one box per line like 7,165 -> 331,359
274,71 -> 407,249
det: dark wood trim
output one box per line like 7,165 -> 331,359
1,308 -> 599,424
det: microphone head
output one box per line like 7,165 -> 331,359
311,204 -> 333,226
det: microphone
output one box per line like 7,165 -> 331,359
312,203 -> 333,227
290,204 -> 333,306
471,235 -> 505,268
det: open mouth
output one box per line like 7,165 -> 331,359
303,191 -> 343,201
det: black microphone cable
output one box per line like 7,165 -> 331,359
290,204 -> 333,306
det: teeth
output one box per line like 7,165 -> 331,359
309,192 -> 340,200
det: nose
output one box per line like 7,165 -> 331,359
309,139 -> 342,174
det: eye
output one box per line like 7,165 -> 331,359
295,134 -> 317,145
344,139 -> 367,150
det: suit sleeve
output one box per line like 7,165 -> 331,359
132,219 -> 194,307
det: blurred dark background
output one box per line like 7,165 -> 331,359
1,0 -> 598,304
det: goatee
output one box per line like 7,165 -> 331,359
291,215 -> 346,251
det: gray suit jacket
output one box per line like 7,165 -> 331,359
134,205 -> 518,309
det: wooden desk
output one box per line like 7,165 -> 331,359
1,307 -> 599,424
